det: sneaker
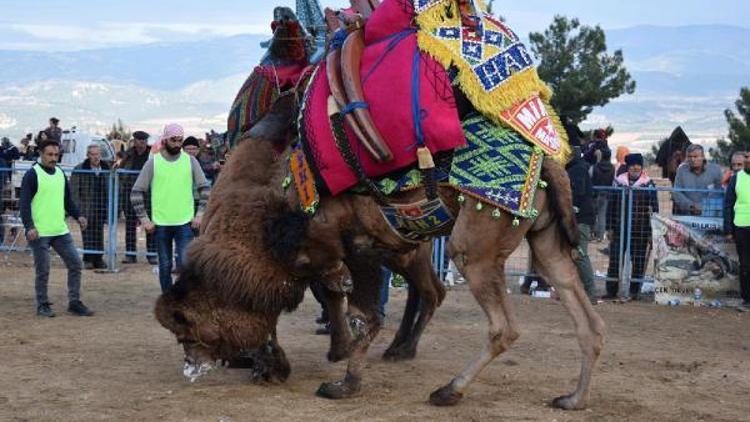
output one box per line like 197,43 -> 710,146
84,261 -> 95,270
147,256 -> 158,265
68,300 -> 94,317
37,303 -> 56,318
121,256 -> 137,264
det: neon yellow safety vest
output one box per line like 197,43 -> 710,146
31,165 -> 69,237
734,171 -> 750,227
151,152 -> 195,226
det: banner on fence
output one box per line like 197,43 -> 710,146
651,214 -> 742,306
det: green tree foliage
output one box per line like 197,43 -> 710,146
710,87 -> 750,165
529,16 -> 636,124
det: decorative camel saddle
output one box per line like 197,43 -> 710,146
234,0 -> 569,239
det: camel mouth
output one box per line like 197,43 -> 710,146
182,358 -> 228,382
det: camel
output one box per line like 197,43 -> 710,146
156,0 -> 606,409
221,4 -> 447,364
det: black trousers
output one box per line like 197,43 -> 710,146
734,227 -> 750,303
82,210 -> 106,263
606,232 -> 651,296
124,202 -> 155,255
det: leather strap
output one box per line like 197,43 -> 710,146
341,28 -> 394,163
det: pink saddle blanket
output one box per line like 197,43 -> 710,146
300,31 -> 465,195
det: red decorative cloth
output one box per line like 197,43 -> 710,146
301,33 -> 465,195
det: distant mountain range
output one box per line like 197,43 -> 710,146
0,25 -> 747,151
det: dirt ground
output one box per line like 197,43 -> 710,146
1,259 -> 749,422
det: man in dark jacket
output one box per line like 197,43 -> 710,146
120,130 -> 156,264
565,130 -> 597,302
71,145 -> 110,269
591,148 -> 615,241
605,153 -> 659,300
723,153 -> 750,311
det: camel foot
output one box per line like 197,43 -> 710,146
551,394 -> 586,410
429,384 -> 463,406
382,343 -> 417,362
246,347 -> 290,384
316,379 -> 361,399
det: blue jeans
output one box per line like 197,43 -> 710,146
155,224 -> 194,293
30,233 -> 82,305
379,267 -> 391,319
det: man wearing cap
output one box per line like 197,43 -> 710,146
44,117 -> 62,144
120,130 -> 156,264
130,124 -> 211,292
20,140 -> 93,317
605,153 -> 659,300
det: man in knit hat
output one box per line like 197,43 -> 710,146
130,124 -> 211,292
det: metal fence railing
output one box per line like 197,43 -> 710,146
1,165 -> 731,300
431,184 -> 729,299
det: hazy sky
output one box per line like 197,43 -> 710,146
1,0 -> 748,50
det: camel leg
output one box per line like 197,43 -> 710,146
383,243 -> 445,361
527,225 -> 606,410
430,203 -> 525,406
246,328 -> 291,384
316,254 -> 383,399
323,287 -> 353,362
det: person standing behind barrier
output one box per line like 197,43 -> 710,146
565,126 -> 597,302
20,140 -> 93,317
723,154 -> 750,311
120,131 -> 157,265
71,145 -> 110,270
722,151 -> 746,188
591,148 -> 615,241
673,144 -> 723,216
182,136 -> 201,237
604,153 -> 659,301
130,124 -> 211,292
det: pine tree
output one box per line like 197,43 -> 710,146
710,87 -> 750,165
529,16 -> 636,124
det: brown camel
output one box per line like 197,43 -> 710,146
157,96 -> 606,408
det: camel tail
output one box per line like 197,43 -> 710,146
541,158 -> 580,248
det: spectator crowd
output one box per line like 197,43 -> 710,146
1,118 -> 748,314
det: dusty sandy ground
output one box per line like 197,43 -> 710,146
1,258 -> 749,422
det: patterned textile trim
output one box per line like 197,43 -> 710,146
449,113 -> 543,218
287,142 -> 320,214
379,197 -> 455,242
227,67 -> 279,148
414,0 -> 570,162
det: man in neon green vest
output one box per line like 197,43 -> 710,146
131,123 -> 211,292
723,152 -> 750,312
20,140 -> 93,317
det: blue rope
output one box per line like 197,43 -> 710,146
341,101 -> 369,115
329,29 -> 348,50
362,28 -> 417,85
411,49 -> 425,148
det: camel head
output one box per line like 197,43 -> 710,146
154,264 -> 283,382
267,6 -> 313,64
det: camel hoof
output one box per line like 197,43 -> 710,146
429,384 -> 463,406
247,356 -> 290,385
316,379 -> 361,399
382,344 -> 417,362
551,394 -> 586,410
